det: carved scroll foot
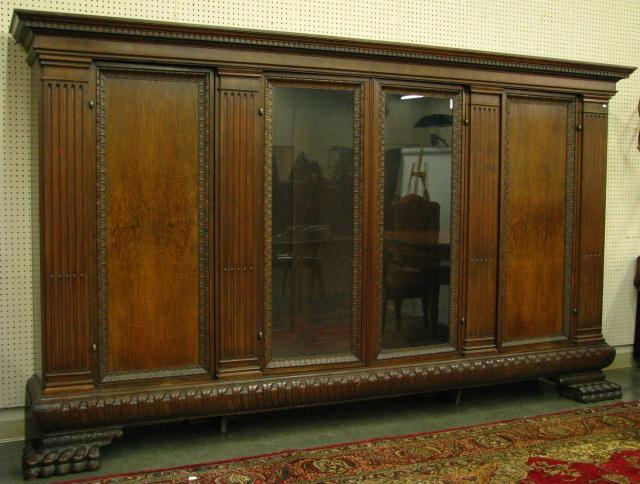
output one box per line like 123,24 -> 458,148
22,428 -> 122,480
551,370 -> 622,403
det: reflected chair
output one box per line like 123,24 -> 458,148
275,241 -> 326,301
383,194 -> 440,332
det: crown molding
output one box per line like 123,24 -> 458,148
10,9 -> 636,81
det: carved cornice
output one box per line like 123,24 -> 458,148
28,344 -> 615,432
10,10 -> 635,81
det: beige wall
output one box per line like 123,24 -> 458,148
1,0 -> 638,409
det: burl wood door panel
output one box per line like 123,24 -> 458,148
97,66 -> 211,381
500,95 -> 575,345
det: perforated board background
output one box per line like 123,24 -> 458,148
1,0 -> 638,408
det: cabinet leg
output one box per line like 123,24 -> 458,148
550,370 -> 622,403
455,388 -> 463,405
22,428 -> 122,480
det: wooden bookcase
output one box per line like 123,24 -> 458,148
10,9 -> 635,479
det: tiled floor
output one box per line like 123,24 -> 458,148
1,367 -> 638,483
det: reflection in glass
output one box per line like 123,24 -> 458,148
271,86 -> 355,361
382,93 -> 453,350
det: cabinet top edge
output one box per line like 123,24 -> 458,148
10,9 -> 636,82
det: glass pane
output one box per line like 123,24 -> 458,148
271,86 -> 356,361
381,92 -> 453,350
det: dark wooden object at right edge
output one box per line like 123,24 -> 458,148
634,256 -> 640,362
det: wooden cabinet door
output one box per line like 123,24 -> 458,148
374,82 -> 463,361
96,65 -> 212,382
499,93 -> 577,347
263,76 -> 365,370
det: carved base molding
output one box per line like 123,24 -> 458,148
27,345 -> 615,433
21,345 -> 619,479
551,370 -> 622,403
22,429 -> 122,480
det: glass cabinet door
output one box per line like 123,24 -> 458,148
378,86 -> 462,357
265,79 -> 363,367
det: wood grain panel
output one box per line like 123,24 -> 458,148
217,70 -> 262,376
98,67 -> 210,379
501,95 -> 575,344
41,77 -> 93,384
464,97 -> 500,353
577,104 -> 607,343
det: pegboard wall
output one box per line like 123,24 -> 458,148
1,0 -> 638,408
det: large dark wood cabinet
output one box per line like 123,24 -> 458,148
11,10 -> 635,479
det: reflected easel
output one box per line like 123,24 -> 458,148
409,148 -> 429,199
407,112 -> 454,199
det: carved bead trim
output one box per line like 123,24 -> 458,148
500,97 -> 511,346
375,88 -> 385,354
352,84 -> 364,359
263,80 -> 273,363
266,353 -> 360,369
450,90 -> 463,348
564,100 -> 576,336
101,366 -> 209,383
501,335 -> 568,348
28,344 -> 615,432
377,344 -> 455,361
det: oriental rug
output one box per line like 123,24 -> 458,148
62,400 -> 640,483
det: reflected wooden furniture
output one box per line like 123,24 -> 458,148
11,9 -> 635,479
273,230 -> 351,328
393,194 -> 440,232
384,230 -> 451,333
383,253 -> 430,331
384,195 -> 442,330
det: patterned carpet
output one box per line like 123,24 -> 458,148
62,401 -> 640,483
